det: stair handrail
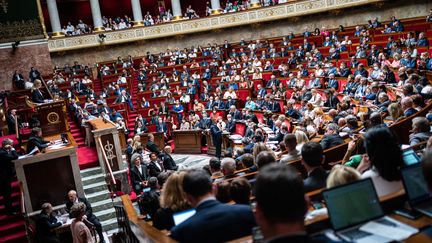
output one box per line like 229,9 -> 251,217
19,181 -> 25,215
96,137 -> 117,192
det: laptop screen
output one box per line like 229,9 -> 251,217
402,149 -> 421,166
401,164 -> 430,204
323,178 -> 383,231
173,209 -> 196,226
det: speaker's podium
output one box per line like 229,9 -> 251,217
172,130 -> 202,153
13,133 -> 83,213
35,100 -> 69,136
86,118 -> 129,193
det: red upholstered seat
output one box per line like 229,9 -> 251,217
255,112 -> 264,124
237,89 -> 250,101
147,124 -> 156,133
234,122 -> 247,137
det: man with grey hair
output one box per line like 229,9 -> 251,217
401,96 -> 417,117
221,158 -> 237,180
320,123 -> 344,150
0,138 -> 18,215
281,134 -> 301,163
409,117 -> 432,146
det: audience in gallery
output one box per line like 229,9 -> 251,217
54,0 -> 300,37
10,14 -> 432,242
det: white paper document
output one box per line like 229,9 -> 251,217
359,218 -> 418,241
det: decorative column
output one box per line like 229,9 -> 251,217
171,0 -> 182,21
250,0 -> 261,8
90,0 -> 104,31
131,0 -> 144,26
46,0 -> 63,37
210,0 -> 221,15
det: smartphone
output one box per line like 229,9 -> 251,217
393,208 -> 421,220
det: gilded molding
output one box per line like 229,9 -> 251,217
47,0 -> 384,52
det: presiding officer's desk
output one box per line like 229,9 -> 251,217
13,133 -> 84,214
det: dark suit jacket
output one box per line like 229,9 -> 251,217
226,120 -> 236,134
156,122 -> 168,133
320,134 -> 344,150
35,212 -> 61,243
303,167 -> 329,192
230,110 -> 243,120
170,200 -> 256,243
323,96 -> 340,109
404,107 -> 417,117
0,148 -> 19,176
146,141 -> 160,154
130,164 -> 149,190
148,160 -> 164,177
268,101 -> 281,113
32,89 -> 45,103
6,114 -> 18,135
153,207 -> 177,231
66,197 -> 95,220
26,136 -> 49,153
162,153 -> 178,171
210,124 -> 222,146
269,234 -> 336,243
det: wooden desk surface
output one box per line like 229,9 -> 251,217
121,195 -> 176,243
22,132 -> 77,156
88,118 -> 116,131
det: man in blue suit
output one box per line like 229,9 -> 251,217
170,169 -> 256,242
209,117 -> 223,159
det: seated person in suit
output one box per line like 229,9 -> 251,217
320,123 -> 344,150
161,146 -> 178,171
170,169 -> 256,242
156,117 -> 169,135
146,133 -> 160,154
35,203 -> 62,243
66,190 -> 104,242
401,96 -> 417,117
301,142 -> 329,192
409,117 -> 432,146
254,163 -> 336,243
130,153 -> 149,194
26,127 -> 53,153
148,152 -> 164,177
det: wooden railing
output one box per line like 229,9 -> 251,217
96,137 -> 117,193
19,181 -> 25,215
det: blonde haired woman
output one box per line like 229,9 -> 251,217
31,79 -> 45,103
132,135 -> 141,152
326,164 -> 361,188
294,130 -> 309,151
153,172 -> 190,230
387,103 -> 405,124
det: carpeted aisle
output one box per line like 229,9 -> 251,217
77,147 -> 99,169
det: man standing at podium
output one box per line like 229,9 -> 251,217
26,127 -> 52,153
0,138 -> 19,215
210,117 -> 223,159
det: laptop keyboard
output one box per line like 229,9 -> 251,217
343,228 -> 371,240
375,218 -> 397,227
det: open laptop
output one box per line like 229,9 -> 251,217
402,149 -> 421,166
172,209 -> 196,226
323,178 -> 414,242
401,163 -> 432,217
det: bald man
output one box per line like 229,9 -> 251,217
66,190 -> 104,242
161,146 -> 178,171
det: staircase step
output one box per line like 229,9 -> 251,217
0,221 -> 25,238
100,218 -> 119,232
86,190 -> 111,204
80,167 -> 103,177
0,201 -> 20,214
82,173 -> 106,186
91,199 -> 114,212
0,214 -> 24,226
83,181 -> 108,194
93,208 -> 116,222
0,231 -> 27,243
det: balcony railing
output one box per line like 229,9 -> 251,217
47,0 -> 383,53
